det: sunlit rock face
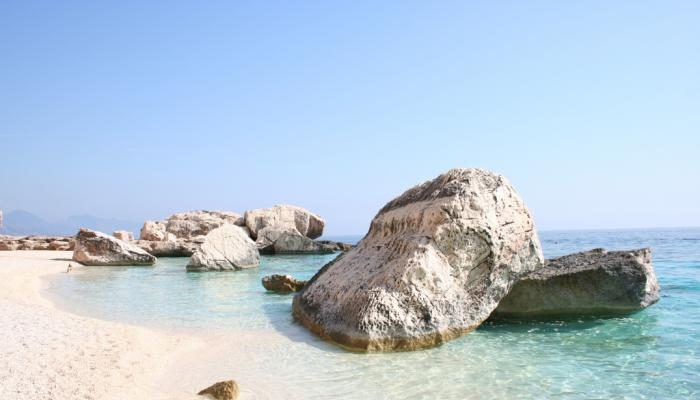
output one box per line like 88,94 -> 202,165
73,228 -> 156,266
293,168 -> 544,351
244,205 -> 325,241
186,224 -> 259,272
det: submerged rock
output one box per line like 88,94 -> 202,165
293,168 -> 544,351
186,224 -> 259,271
198,380 -> 240,400
72,228 -> 156,266
493,248 -> 660,317
244,205 -> 324,240
262,274 -> 307,293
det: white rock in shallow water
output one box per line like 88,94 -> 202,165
73,228 -> 156,266
187,224 -> 259,271
493,248 -> 660,317
293,168 -> 544,351
244,205 -> 324,240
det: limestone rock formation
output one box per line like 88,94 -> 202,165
293,168 -> 544,351
0,235 -> 74,251
140,221 -> 169,241
73,228 -> 156,266
165,211 -> 243,240
493,248 -> 660,317
244,205 -> 324,240
255,227 -> 338,254
255,228 -> 335,254
137,211 -> 245,256
317,240 -> 354,252
112,230 -> 134,241
271,232 -> 335,254
262,274 -> 307,293
134,239 -> 199,257
186,224 -> 259,271
198,380 -> 240,400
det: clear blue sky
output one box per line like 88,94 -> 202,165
1,1 -> 698,235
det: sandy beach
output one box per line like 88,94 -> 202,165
0,251 -> 205,400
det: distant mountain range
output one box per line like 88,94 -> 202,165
0,210 -> 141,237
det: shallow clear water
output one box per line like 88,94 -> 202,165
46,229 -> 700,399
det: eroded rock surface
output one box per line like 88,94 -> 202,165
244,205 -> 324,240
293,168 -> 543,351
493,248 -> 660,317
72,229 -> 156,266
186,225 -> 259,271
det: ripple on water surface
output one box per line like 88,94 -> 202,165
46,229 -> 700,399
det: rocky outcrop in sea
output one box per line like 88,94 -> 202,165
492,248 -> 660,317
293,168 -> 545,351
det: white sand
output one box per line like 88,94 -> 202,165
0,251 -> 206,400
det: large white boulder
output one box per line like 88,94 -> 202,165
186,224 -> 259,271
293,168 -> 544,351
244,205 -> 324,240
73,228 -> 156,266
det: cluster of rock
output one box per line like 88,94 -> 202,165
69,205 -> 351,269
186,224 -> 260,271
134,206 -> 347,259
0,235 -> 74,251
134,210 -> 243,257
8,169 -> 662,356
291,168 -> 661,352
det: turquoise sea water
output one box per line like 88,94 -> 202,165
46,228 -> 700,399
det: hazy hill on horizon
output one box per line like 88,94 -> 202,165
0,210 -> 141,237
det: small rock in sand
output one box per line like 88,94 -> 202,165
198,380 -> 240,400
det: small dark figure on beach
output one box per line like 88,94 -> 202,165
66,263 -> 73,273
